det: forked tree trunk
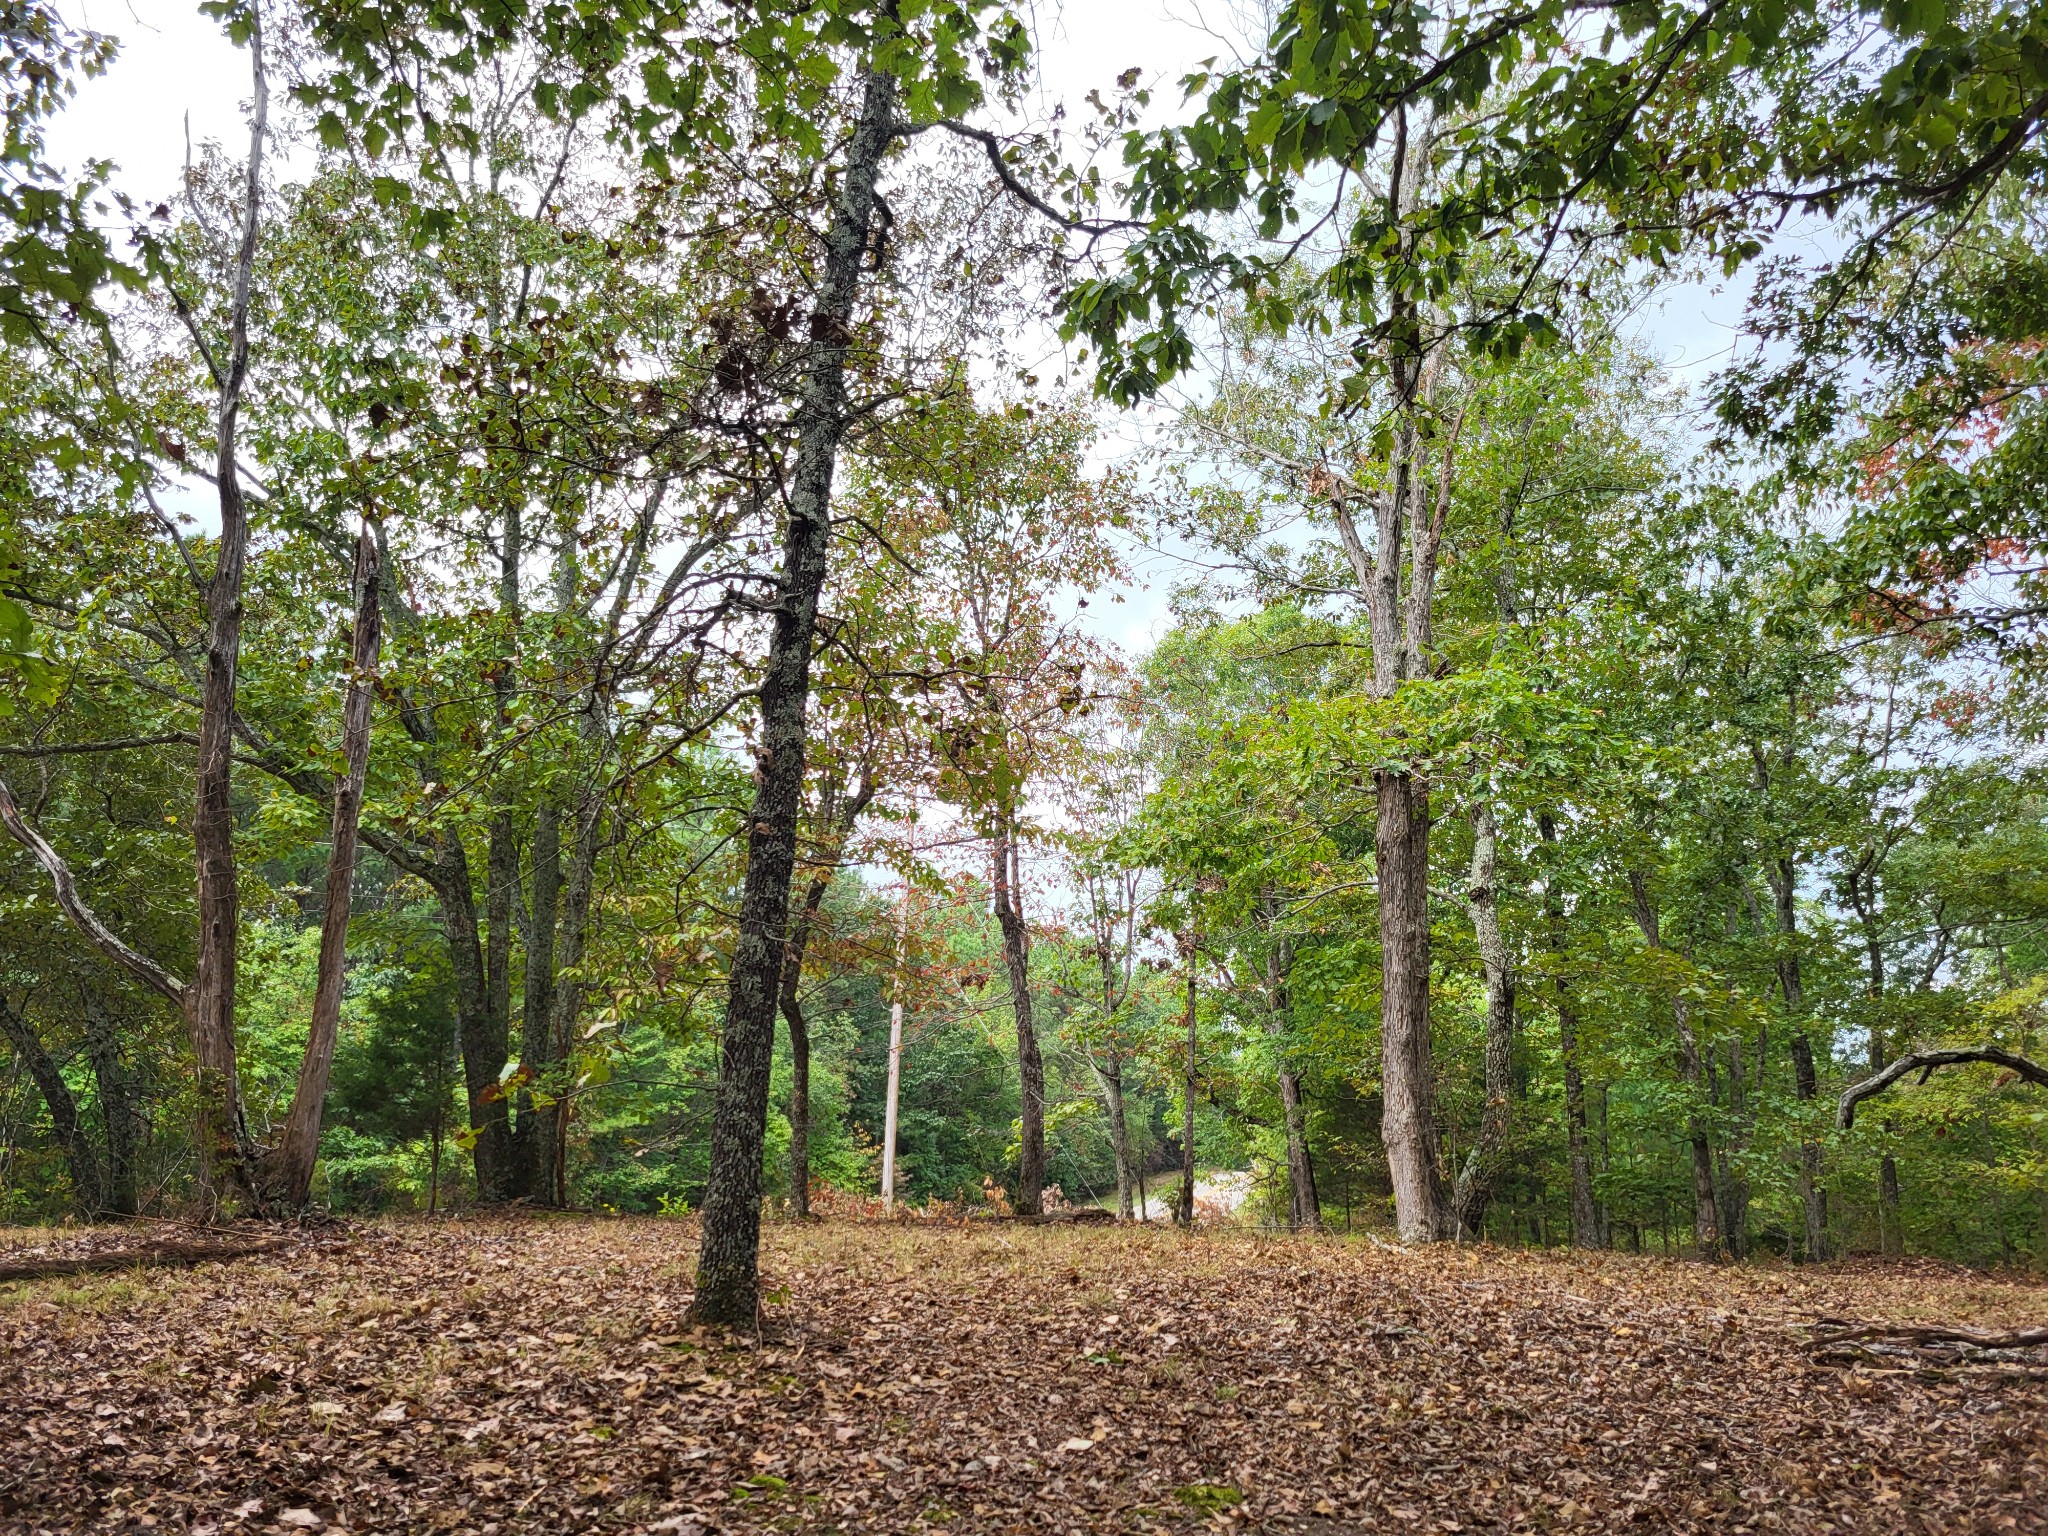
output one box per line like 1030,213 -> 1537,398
690,63 -> 898,1327
992,820 -> 1046,1215
1452,801 -> 1514,1240
269,521 -> 383,1209
186,16 -> 272,1215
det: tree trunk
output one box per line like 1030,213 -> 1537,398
881,884 -> 908,1210
1539,814 -> 1597,1247
1178,934 -> 1197,1227
1452,800 -> 1514,1239
0,995 -> 100,1214
689,62 -> 898,1327
82,987 -> 137,1216
1769,856 -> 1827,1263
517,796 -> 562,1204
1559,1000 -> 1598,1247
781,871 -> 828,1218
780,774 -> 873,1219
547,788 -> 603,1207
268,521 -> 383,1210
1094,1058 -> 1134,1219
430,843 -> 514,1201
1626,871 -> 1719,1259
1092,908 -> 1135,1220
186,19 -> 271,1216
992,821 -> 1045,1216
1378,768 -> 1447,1241
1678,996 -> 1720,1261
1260,904 -> 1320,1233
1861,922 -> 1903,1257
1719,1037 -> 1750,1258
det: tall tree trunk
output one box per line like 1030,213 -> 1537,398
1091,911 -> 1135,1220
781,869 -> 829,1219
1539,813 -> 1597,1246
881,881 -> 909,1210
82,987 -> 137,1216
1094,1058 -> 1134,1219
1260,901 -> 1320,1233
992,821 -> 1046,1215
1378,769 -> 1446,1240
1768,856 -> 1827,1262
517,797 -> 562,1203
1676,995 -> 1721,1260
1558,999 -> 1598,1246
545,764 -> 606,1207
1857,900 -> 1902,1257
1178,932 -> 1198,1227
1626,871 -> 1719,1259
186,19 -> 271,1215
269,521 -> 383,1209
0,995 -> 100,1214
1719,1036 -> 1750,1257
689,63 -> 897,1327
1453,800 -> 1514,1239
430,843 -> 514,1201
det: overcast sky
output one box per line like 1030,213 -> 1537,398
47,1 -> 1755,660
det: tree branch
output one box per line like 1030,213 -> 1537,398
0,777 -> 188,1007
1838,1046 -> 2048,1129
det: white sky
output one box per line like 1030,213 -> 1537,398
47,1 -> 1757,663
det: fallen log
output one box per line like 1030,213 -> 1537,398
1011,1208 -> 1117,1225
1809,1322 -> 2048,1352
0,1235 -> 293,1282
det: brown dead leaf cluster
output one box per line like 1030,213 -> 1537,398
1,1217 -> 2043,1534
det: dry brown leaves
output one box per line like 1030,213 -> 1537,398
1,1216 -> 2043,1535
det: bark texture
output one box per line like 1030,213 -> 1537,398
690,63 -> 898,1326
186,16 -> 271,1213
992,821 -> 1045,1215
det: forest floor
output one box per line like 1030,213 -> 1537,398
1,1216 -> 2044,1536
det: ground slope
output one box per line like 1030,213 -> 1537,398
2,1218 -> 2043,1534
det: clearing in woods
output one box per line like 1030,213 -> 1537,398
2,1218 -> 2044,1534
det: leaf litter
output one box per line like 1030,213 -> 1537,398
0,1217 -> 2042,1533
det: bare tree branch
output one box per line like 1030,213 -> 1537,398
1839,1046 -> 2048,1129
0,777 -> 188,1007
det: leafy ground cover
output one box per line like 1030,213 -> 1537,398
1,1218 -> 2043,1534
